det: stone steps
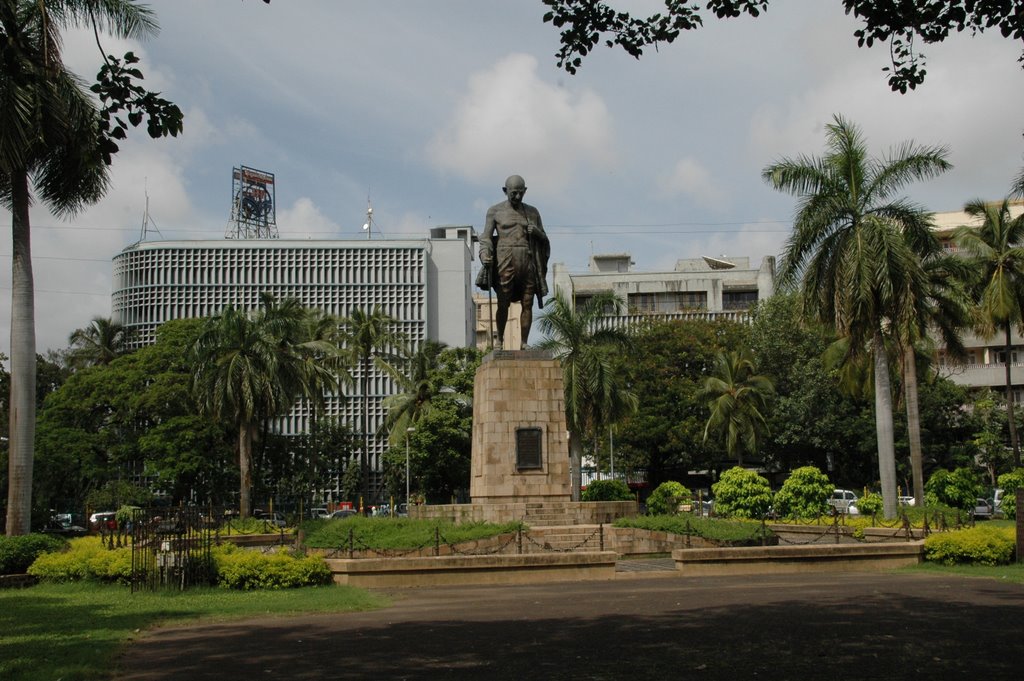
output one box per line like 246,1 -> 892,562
524,524 -> 605,553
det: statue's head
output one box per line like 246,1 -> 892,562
502,175 -> 527,206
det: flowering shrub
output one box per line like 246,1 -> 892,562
28,537 -> 132,584
213,543 -> 331,590
923,525 -> 1015,566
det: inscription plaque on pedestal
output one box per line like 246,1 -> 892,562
516,427 -> 543,470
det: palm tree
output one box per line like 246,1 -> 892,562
192,296 -> 338,518
698,350 -> 774,466
537,291 -> 638,501
67,317 -> 134,369
954,198 -> 1024,468
340,305 -> 403,509
763,114 -> 951,518
2,1 -> 163,535
894,250 -> 972,504
381,340 -> 452,445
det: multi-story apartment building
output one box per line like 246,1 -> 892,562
551,253 -> 776,324
931,201 -> 1024,401
111,226 -> 477,498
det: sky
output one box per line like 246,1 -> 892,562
3,0 -> 1024,355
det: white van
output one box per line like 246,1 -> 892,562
829,489 -> 860,514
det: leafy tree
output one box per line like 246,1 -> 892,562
996,468 -> 1024,519
748,295 -> 876,484
924,467 -> 982,510
540,0 -> 1024,92
67,316 -> 134,369
764,114 -> 950,518
954,198 -> 1024,468
2,0 -> 182,535
698,350 -> 774,466
612,317 -> 749,486
537,291 -> 638,501
970,392 -> 1013,487
645,481 -> 691,516
711,466 -> 773,519
381,341 -> 452,445
773,466 -> 832,519
339,305 -> 404,506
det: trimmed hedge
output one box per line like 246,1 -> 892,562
923,525 -> 1015,566
773,466 -> 831,519
27,537 -> 332,589
0,534 -> 67,575
213,543 -> 331,590
712,467 -> 773,519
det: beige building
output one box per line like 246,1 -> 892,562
931,201 -> 1024,401
551,253 -> 776,325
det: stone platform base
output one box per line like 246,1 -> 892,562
672,541 -> 924,576
409,500 -> 638,526
326,552 -> 617,588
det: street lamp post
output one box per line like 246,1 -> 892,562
406,427 -> 415,510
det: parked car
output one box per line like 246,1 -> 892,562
993,488 -> 1005,516
255,511 -> 286,528
829,489 -> 859,514
310,507 -> 330,519
42,517 -> 88,537
898,495 -> 916,507
329,509 -> 357,519
88,511 -> 117,531
973,498 -> 994,519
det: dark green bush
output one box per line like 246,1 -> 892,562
773,466 -> 832,518
923,525 -> 1015,566
925,467 -> 981,510
645,481 -> 692,516
0,534 -> 67,575
711,467 -> 773,519
582,479 -> 634,502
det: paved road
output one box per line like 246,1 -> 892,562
113,571 -> 1024,680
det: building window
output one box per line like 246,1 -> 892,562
723,290 -> 758,311
627,291 -> 706,313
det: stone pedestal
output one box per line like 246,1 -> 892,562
470,350 -> 571,503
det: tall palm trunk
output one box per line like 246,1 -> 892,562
1004,324 -> 1021,467
238,421 -> 255,519
6,171 -> 36,536
903,345 -> 925,505
569,433 -> 583,502
360,354 -> 370,510
873,331 -> 898,519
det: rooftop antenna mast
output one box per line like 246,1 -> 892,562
138,180 -> 163,242
362,196 -> 375,240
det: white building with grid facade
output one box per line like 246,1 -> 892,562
111,227 -> 476,498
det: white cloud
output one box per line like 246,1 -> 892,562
427,53 -> 616,198
657,157 -> 726,208
277,198 -> 342,239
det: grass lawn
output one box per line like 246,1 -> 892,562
904,560 -> 1024,584
0,582 -> 388,681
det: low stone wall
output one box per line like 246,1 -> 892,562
326,551 -> 618,588
410,501 -> 637,525
673,541 -> 924,576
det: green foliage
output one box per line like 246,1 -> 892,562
212,543 -> 331,590
300,516 -> 522,550
856,492 -> 884,516
925,468 -> 982,510
614,515 -> 767,544
996,468 -> 1024,519
645,481 -> 692,516
773,466 -> 832,519
582,479 -> 634,502
923,525 -> 1015,566
28,537 -> 132,584
0,534 -> 66,575
613,318 -> 750,484
711,467 -> 773,519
